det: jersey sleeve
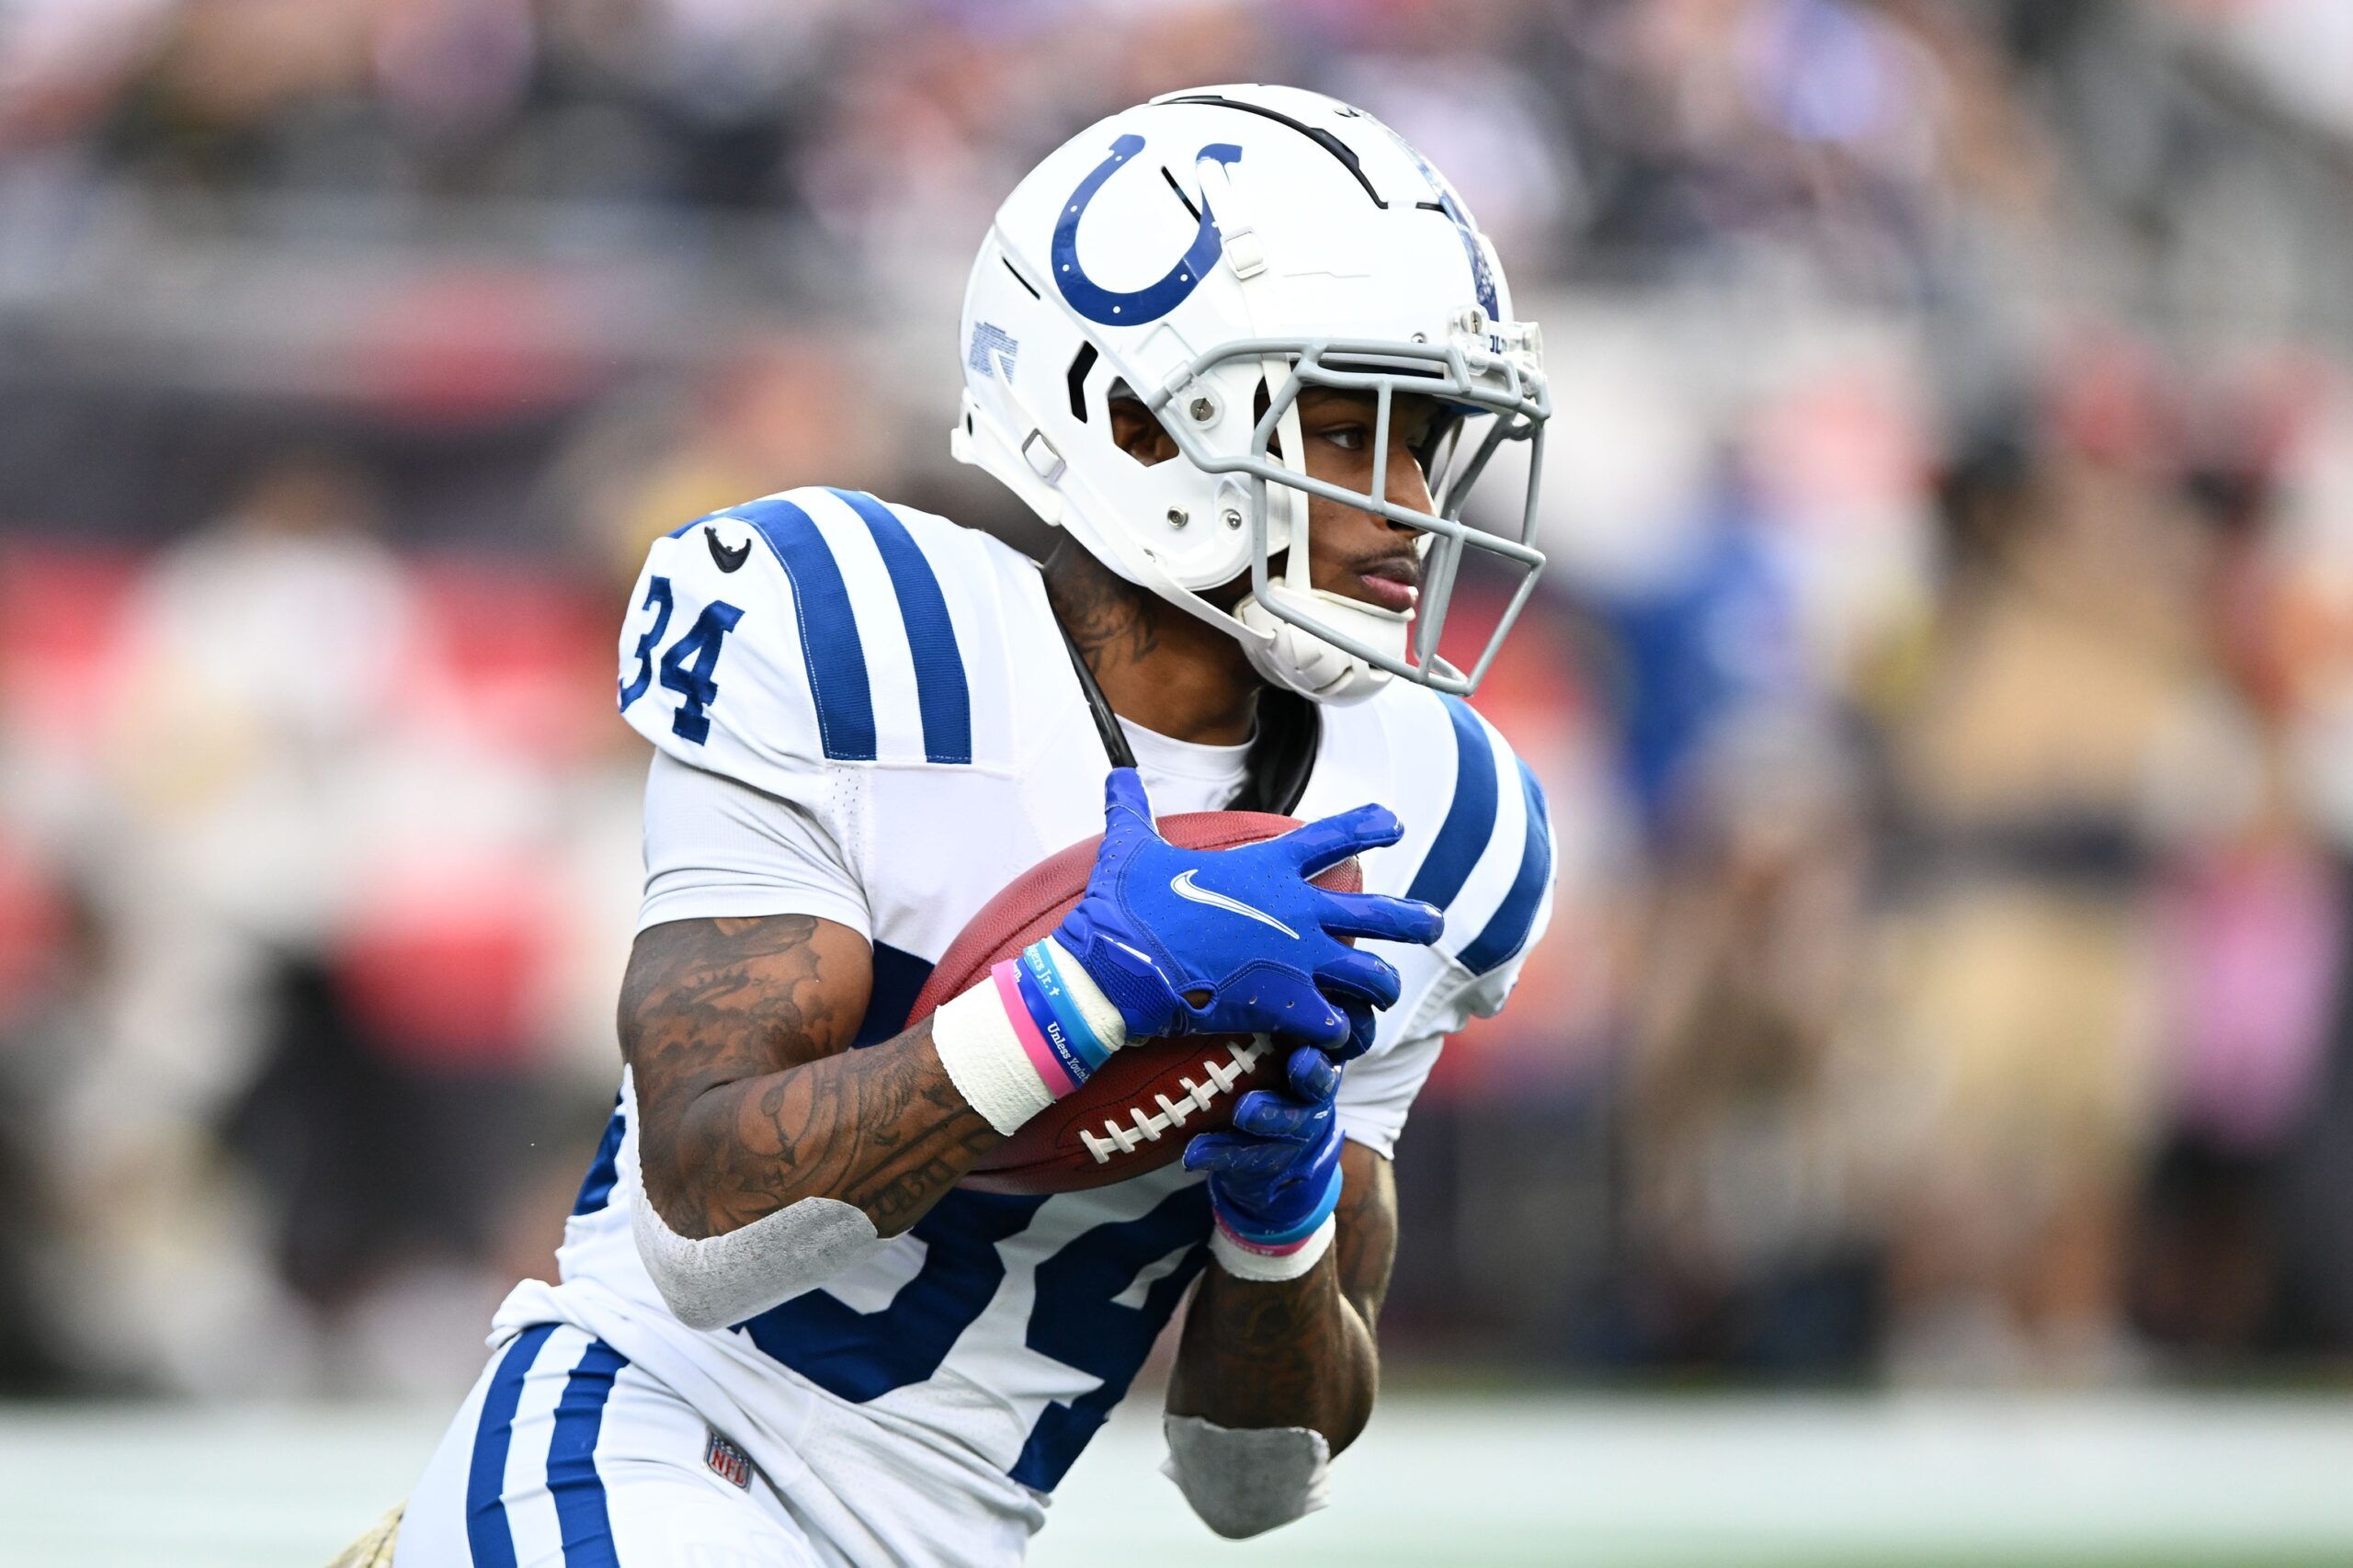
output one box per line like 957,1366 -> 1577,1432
619,485 -> 1018,934
1334,696 -> 1557,1159
637,751 -> 870,937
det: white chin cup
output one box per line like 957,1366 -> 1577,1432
1235,587 -> 1405,706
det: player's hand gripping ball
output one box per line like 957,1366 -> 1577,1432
1059,769 -> 1438,1053
914,772 -> 1443,1194
1184,1043 -> 1347,1263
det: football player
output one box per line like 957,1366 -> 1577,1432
392,85 -> 1553,1565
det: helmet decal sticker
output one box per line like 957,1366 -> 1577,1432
968,322 -> 1019,381
1051,133 -> 1243,326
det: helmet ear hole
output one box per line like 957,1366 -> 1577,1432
1066,342 -> 1098,423
1105,382 -> 1177,469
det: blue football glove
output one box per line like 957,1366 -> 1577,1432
1329,994 -> 1381,1064
1184,1044 -> 1346,1266
1051,768 -> 1442,1051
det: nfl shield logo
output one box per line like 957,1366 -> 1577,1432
705,1428 -> 753,1490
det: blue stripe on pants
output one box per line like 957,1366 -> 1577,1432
466,1323 -> 555,1568
548,1339 -> 631,1566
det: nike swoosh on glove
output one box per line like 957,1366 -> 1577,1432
1052,768 -> 1443,1050
1184,1044 -> 1347,1279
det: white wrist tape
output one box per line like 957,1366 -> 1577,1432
1210,1214 -> 1336,1283
931,982 -> 1054,1135
1161,1415 -> 1333,1540
628,1142 -> 882,1331
931,935 -> 1125,1135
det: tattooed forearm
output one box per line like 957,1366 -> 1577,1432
675,1019 -> 1001,1236
620,915 -> 1002,1240
1167,1142 -> 1399,1453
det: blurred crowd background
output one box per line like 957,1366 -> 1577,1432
6,0 -> 2353,1403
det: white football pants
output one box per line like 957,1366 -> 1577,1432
394,1323 -> 824,1568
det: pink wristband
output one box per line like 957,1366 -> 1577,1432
993,959 -> 1078,1098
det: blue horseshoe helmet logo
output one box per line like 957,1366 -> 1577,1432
1051,134 -> 1242,326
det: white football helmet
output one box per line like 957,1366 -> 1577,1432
951,84 -> 1549,703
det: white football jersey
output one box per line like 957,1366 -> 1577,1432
489,486 -> 1553,1563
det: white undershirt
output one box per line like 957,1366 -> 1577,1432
1116,717 -> 1251,817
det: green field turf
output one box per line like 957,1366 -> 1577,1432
3,1391 -> 2348,1566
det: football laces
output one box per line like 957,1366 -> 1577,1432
1078,1037 -> 1268,1165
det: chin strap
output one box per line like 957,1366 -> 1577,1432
1228,687 -> 1319,815
1059,617 -> 1140,768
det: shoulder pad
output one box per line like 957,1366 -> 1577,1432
618,487 -> 1029,791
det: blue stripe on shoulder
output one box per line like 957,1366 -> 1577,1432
466,1323 -> 555,1568
1405,696 -> 1500,911
1459,759 -> 1552,976
547,1339 -> 629,1567
568,1098 -> 625,1216
731,495 -> 878,761
830,489 -> 973,765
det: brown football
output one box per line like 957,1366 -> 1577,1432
911,812 -> 1358,1196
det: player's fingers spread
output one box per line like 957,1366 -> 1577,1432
1313,947 -> 1404,1012
1284,1043 -> 1342,1102
1318,889 -> 1443,946
1280,802 -> 1404,875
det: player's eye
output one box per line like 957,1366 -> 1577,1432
1319,425 -> 1368,452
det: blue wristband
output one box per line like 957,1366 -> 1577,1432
1021,941 -> 1114,1073
1009,953 -> 1099,1089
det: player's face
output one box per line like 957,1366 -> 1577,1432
1289,387 -> 1445,616
1111,388 -> 1449,616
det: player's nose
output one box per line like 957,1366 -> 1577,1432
1379,426 -> 1434,526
